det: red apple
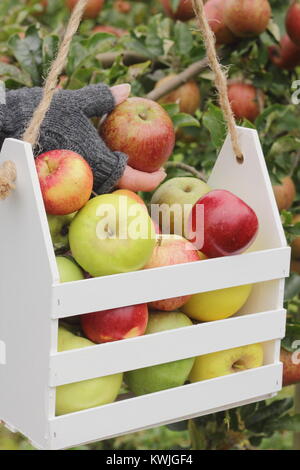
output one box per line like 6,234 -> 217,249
161,0 -> 195,21
0,55 -> 11,64
101,97 -> 175,173
156,75 -> 201,115
281,348 -> 300,386
66,0 -> 104,19
224,0 -> 271,38
114,0 -> 131,13
273,176 -> 296,211
286,1 -> 300,47
35,150 -> 93,215
92,25 -> 127,37
189,190 -> 259,258
144,235 -> 201,311
228,82 -> 264,122
81,304 -> 148,343
269,35 -> 300,70
204,0 -> 236,45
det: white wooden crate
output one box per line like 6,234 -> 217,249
0,127 -> 290,450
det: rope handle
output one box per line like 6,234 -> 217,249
192,0 -> 243,162
0,0 -> 89,200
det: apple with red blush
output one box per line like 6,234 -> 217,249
81,304 -> 148,343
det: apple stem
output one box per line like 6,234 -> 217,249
164,161 -> 206,181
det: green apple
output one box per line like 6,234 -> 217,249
150,177 -> 211,235
47,212 -> 76,252
189,343 -> 264,382
56,256 -> 85,283
69,194 -> 156,277
124,312 -> 195,396
56,327 -> 123,415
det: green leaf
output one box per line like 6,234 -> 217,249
42,35 -> 59,76
285,273 -> 300,302
174,22 -> 193,56
161,102 -> 180,117
8,25 -> 42,86
265,414 -> 300,433
172,113 -> 200,129
0,62 -> 32,87
203,103 -> 227,149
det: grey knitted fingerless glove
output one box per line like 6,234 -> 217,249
0,83 -> 128,194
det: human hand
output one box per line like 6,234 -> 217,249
117,165 -> 166,192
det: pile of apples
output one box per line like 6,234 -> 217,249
36,94 -> 262,416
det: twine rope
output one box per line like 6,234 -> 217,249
0,161 -> 17,200
192,0 -> 243,162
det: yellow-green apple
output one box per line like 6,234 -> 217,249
113,189 -> 146,207
286,1 -> 300,47
161,0 -> 195,21
281,347 -> 300,386
273,176 -> 296,211
81,303 -> 148,343
124,312 -> 195,395
113,189 -> 161,234
224,0 -> 271,37
69,193 -> 156,277
227,83 -> 264,122
189,190 -> 259,257
151,177 -> 210,236
66,0 -> 104,18
190,343 -> 264,382
182,284 -> 252,322
204,0 -> 236,45
56,256 -> 84,283
269,34 -> 300,70
35,149 -> 93,216
56,327 -> 123,415
156,75 -> 201,115
292,214 -> 300,260
48,212 -> 76,252
100,97 -> 175,173
144,235 -> 202,311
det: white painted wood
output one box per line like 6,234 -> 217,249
0,139 -> 58,449
208,127 -> 287,250
48,364 -> 282,450
50,309 -> 286,386
0,128 -> 290,449
52,247 -> 290,318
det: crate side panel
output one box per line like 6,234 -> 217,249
49,364 -> 282,450
52,247 -> 290,318
208,127 -> 286,250
0,139 -> 57,448
50,309 -> 286,385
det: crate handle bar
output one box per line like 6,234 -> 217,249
0,0 -> 89,201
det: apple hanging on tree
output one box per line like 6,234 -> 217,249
224,0 -> 271,38
204,0 -> 236,46
66,0 -> 104,19
227,82 -> 264,122
286,1 -> 300,47
161,0 -> 195,21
